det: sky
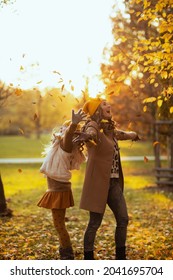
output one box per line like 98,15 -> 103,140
0,0 -> 123,97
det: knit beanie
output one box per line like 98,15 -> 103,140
82,98 -> 103,116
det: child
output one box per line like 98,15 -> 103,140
37,109 -> 86,259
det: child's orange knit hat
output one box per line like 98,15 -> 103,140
83,98 -> 103,116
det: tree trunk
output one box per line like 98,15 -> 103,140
0,174 -> 12,217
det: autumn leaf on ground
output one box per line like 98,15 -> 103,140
18,128 -> 24,135
32,101 -> 36,104
18,169 -> 22,173
144,156 -> 149,163
36,80 -> 43,84
9,120 -> 12,124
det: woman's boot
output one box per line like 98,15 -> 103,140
116,246 -> 126,260
59,246 -> 74,260
84,250 -> 95,260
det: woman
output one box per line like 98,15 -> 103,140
75,98 -> 139,260
37,109 -> 86,260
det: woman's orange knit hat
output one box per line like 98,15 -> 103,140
83,98 -> 103,116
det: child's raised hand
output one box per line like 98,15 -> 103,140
72,109 -> 87,125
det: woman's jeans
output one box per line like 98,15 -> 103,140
84,178 -> 129,251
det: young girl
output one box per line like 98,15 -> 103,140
37,109 -> 86,260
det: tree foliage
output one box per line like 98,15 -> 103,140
101,0 -> 173,126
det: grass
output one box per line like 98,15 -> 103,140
0,160 -> 173,260
0,135 -> 154,158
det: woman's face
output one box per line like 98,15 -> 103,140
100,100 -> 112,120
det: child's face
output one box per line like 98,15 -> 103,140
100,100 -> 112,120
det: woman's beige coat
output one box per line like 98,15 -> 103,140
80,121 -> 136,214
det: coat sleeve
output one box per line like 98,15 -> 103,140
84,121 -> 99,142
62,123 -> 77,153
115,129 -> 137,141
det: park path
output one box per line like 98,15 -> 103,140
0,156 -> 167,164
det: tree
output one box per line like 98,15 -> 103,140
101,0 -> 173,138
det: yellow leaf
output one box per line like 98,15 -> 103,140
143,97 -> 156,103
144,156 -> 149,163
157,100 -> 163,107
20,65 -> 24,71
19,128 -> 24,135
89,139 -> 97,146
161,71 -> 168,79
61,84 -> 65,92
150,78 -> 155,84
36,80 -> 42,84
153,141 -> 160,147
15,88 -> 22,96
143,105 -> 147,112
170,106 -> 173,114
71,85 -> 74,91
100,129 -> 103,133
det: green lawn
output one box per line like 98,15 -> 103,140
0,135 -> 154,158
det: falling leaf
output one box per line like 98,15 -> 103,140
71,85 -> 74,91
18,169 -> 22,173
22,54 -> 26,58
153,141 -> 160,147
157,100 -> 163,107
33,113 -> 38,121
100,129 -> 103,133
89,139 -> 97,145
61,84 -> 65,92
170,106 -> 173,114
101,119 -> 109,123
144,156 -> 149,163
18,128 -> 24,135
36,80 -> 42,84
53,70 -> 61,75
58,78 -> 63,83
20,65 -> 24,71
108,91 -> 114,95
58,96 -> 62,102
69,80 -> 72,84
15,88 -> 22,96
9,83 -> 13,87
75,98 -> 79,103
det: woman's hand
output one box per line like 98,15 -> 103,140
72,109 -> 87,125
